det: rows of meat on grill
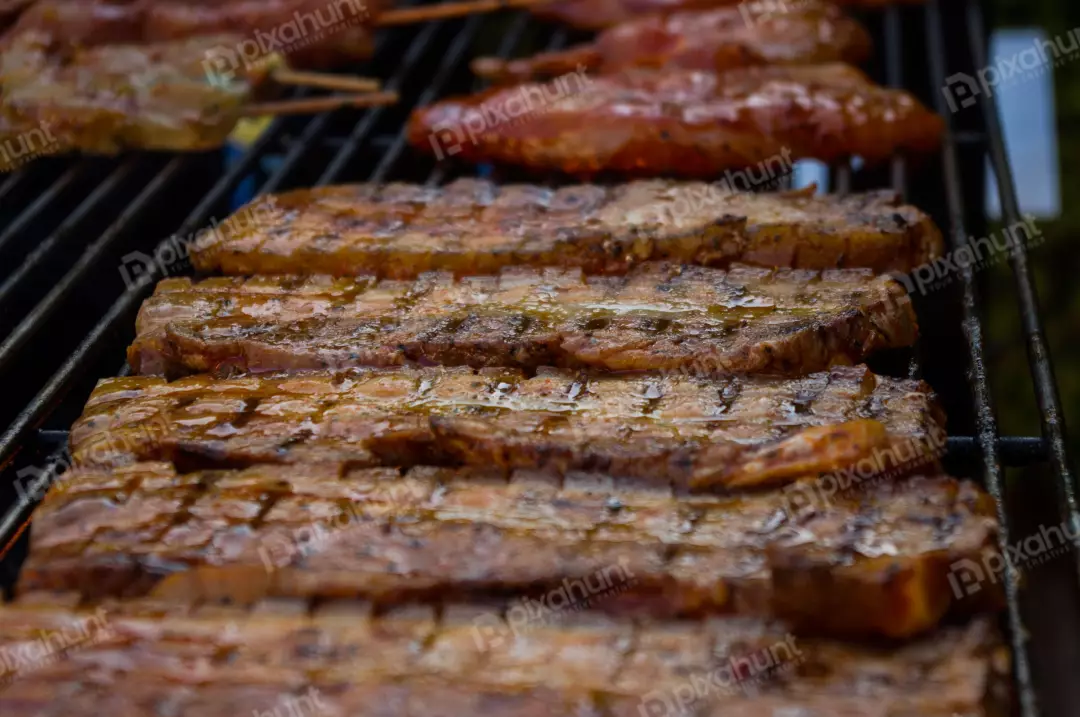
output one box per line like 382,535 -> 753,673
2,3 -> 1013,716
0,0 -> 945,170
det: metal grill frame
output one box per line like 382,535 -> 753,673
0,1 -> 1075,714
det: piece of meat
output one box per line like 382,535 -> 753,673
129,264 -> 919,378
473,3 -> 873,84
188,179 -> 944,277
534,0 -> 929,31
21,462 -> 998,637
407,64 -> 944,178
0,595 -> 1010,715
4,0 -> 377,66
0,31 -> 271,154
69,364 -> 945,493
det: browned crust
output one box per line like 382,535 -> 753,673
128,264 -> 921,378
0,595 -> 1009,716
68,365 -> 945,493
407,65 -> 944,178
188,180 -> 944,278
21,462 -> 996,638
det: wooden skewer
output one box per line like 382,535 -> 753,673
377,0 -> 555,26
270,68 -> 381,93
240,91 -> 399,117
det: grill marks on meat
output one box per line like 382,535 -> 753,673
473,4 -> 873,84
189,179 -> 943,277
0,31 -> 269,154
70,365 -> 945,492
407,64 -> 945,178
4,0 -> 377,66
129,264 -> 919,378
0,597 -> 1009,716
21,462 -> 997,637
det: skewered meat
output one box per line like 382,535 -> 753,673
20,463 -> 996,637
4,0 -> 377,67
70,365 -> 944,492
129,264 -> 919,377
0,31 -> 272,154
473,3 -> 873,84
407,64 -> 945,178
188,179 -> 944,277
534,0 -> 930,32
0,596 -> 1010,715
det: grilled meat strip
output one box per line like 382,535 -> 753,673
70,365 -> 944,492
407,64 -> 944,178
188,179 -> 944,277
473,3 -> 873,84
4,0 -> 377,67
130,264 -> 918,377
22,461 -> 997,637
0,597 -> 1009,716
534,0 -> 929,31
0,31 -> 271,154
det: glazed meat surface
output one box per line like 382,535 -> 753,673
0,597 -> 1009,715
4,0 -> 376,66
22,462 -> 997,637
130,263 -> 919,377
0,32 -> 268,154
473,3 -> 873,84
408,64 -> 944,178
189,179 -> 944,277
70,365 -> 944,492
534,0 -> 929,31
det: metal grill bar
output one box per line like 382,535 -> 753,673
965,0 -> 1080,544
925,0 -> 1037,713
0,163 -> 83,258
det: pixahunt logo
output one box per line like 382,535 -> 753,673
119,198 -> 278,289
638,636 -> 804,716
1,608 -> 112,684
428,65 -> 593,160
948,517 -> 1080,599
202,0 -> 369,87
738,0 -> 815,26
471,561 -> 637,649
0,121 -> 60,171
943,28 -> 1080,111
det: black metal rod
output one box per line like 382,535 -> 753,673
0,162 -> 84,259
0,160 -> 140,372
966,0 -> 1080,545
925,1 -> 1038,714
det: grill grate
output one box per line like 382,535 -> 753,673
0,1 -> 1075,714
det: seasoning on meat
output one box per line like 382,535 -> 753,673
70,365 -> 945,492
188,179 -> 943,277
22,463 -> 995,637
